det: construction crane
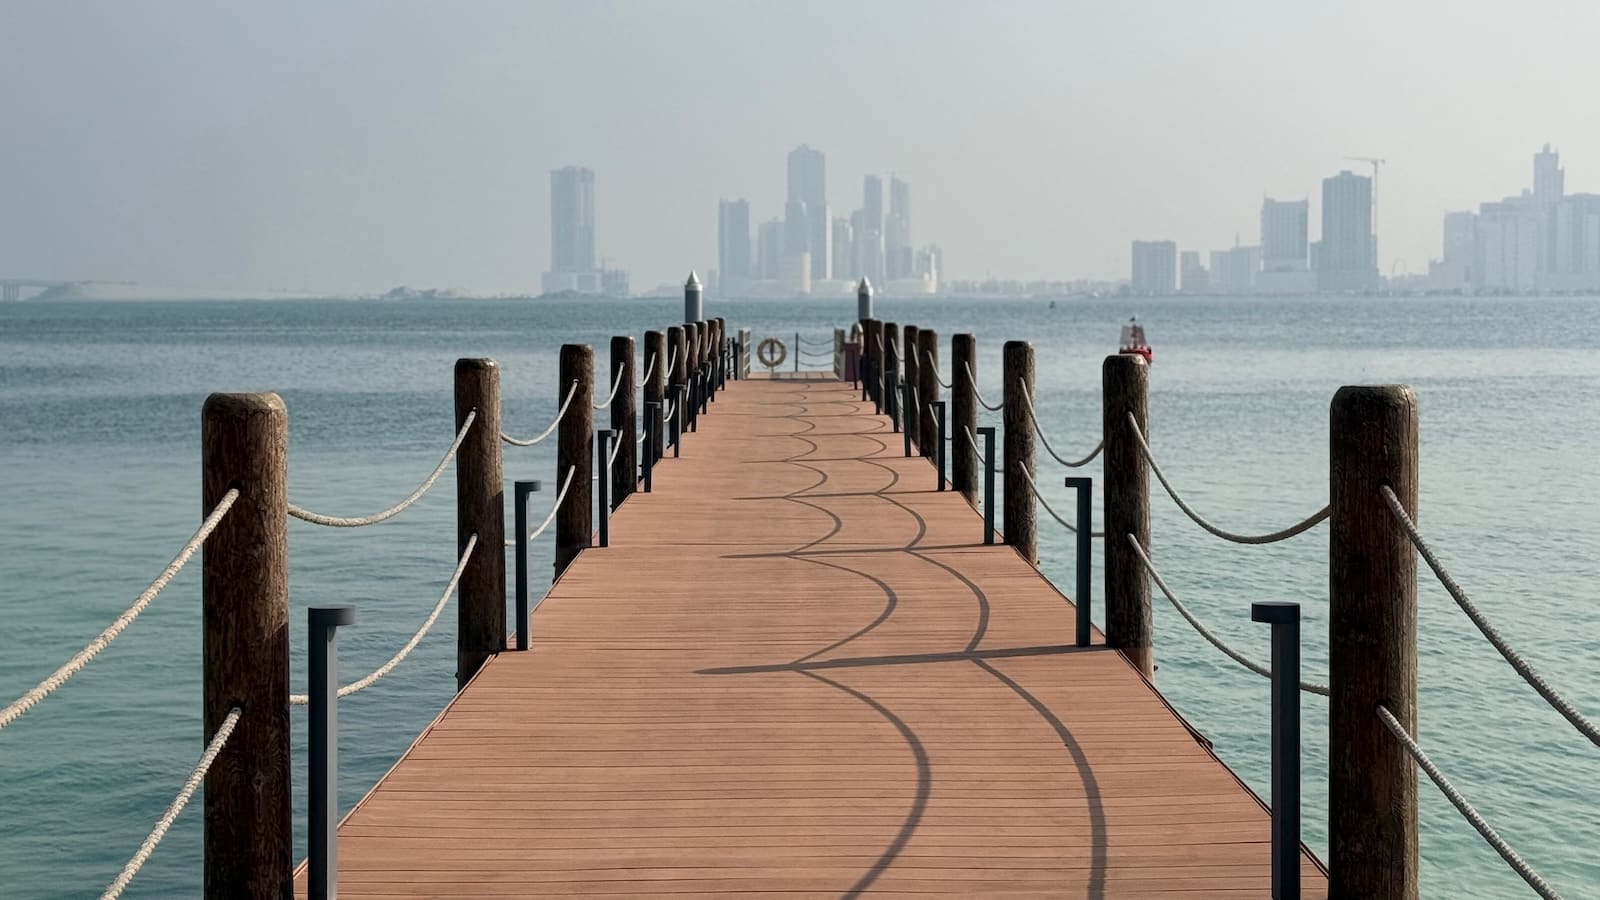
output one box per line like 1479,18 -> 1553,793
1345,156 -> 1386,276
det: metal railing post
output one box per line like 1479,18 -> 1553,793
513,479 -> 540,651
596,429 -> 611,548
672,386 -> 683,457
1252,601 -> 1302,900
643,402 -> 658,492
307,605 -> 355,900
1065,476 -> 1093,647
935,401 -> 947,491
794,331 -> 800,373
902,378 -> 914,457
980,426 -> 996,545
888,365 -> 900,432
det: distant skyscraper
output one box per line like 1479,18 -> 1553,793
543,166 -> 601,294
861,176 -> 885,282
756,219 -> 783,281
787,145 -> 828,280
717,199 -> 751,293
1260,199 -> 1309,272
1534,144 -> 1565,206
1130,241 -> 1178,294
1319,171 -> 1377,291
550,166 -> 596,274
831,217 -> 853,281
1180,250 -> 1208,293
886,177 -> 913,279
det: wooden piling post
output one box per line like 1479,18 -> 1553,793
668,325 -> 686,414
868,319 -> 885,407
644,330 -> 666,461
610,336 -> 636,507
1329,385 -> 1419,900
555,345 -> 593,579
952,333 -> 977,504
201,392 -> 291,898
918,328 -> 939,458
453,359 -> 506,689
1102,353 -> 1152,677
1002,341 -> 1037,564
903,325 -> 921,446
882,322 -> 900,425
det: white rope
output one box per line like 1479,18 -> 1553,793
291,535 -> 477,705
635,353 -> 656,390
963,362 -> 1004,411
666,344 -> 680,376
592,368 -> 626,410
607,430 -> 623,468
1127,534 -> 1330,696
501,381 -> 578,447
0,490 -> 239,732
289,412 -> 475,527
100,706 -> 241,900
924,349 -> 952,388
1127,412 -> 1329,545
503,467 -> 576,548
1380,485 -> 1600,748
1376,704 -> 1563,900
1017,465 -> 1102,537
1021,384 -> 1102,468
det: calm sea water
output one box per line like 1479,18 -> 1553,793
2,295 -> 1598,898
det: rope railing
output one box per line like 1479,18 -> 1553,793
1376,704 -> 1562,899
289,412 -> 476,527
1017,466 -> 1102,537
0,489 -> 240,732
1127,412 -> 1329,545
289,534 -> 478,705
1126,534 -> 1330,696
924,349 -> 952,389
607,429 -> 624,469
504,466 -> 576,549
635,353 -> 656,390
592,368 -> 626,410
100,706 -> 241,900
962,425 -> 1003,474
1379,485 -> 1600,748
963,362 -> 1004,411
665,344 -> 679,377
501,380 -> 578,447
1021,384 -> 1102,468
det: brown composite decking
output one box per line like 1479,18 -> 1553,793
299,374 -> 1328,898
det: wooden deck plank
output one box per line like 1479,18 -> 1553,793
297,376 -> 1327,898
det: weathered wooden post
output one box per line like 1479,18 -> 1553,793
554,345 -> 593,579
738,327 -> 751,378
1102,353 -> 1152,677
882,322 -> 900,427
918,328 -> 939,458
644,330 -> 666,462
453,359 -> 506,689
1330,385 -> 1419,900
903,325 -> 921,447
713,318 -> 726,389
610,336 -> 636,507
952,333 -> 977,505
668,325 -> 686,436
864,319 -> 883,410
1002,341 -> 1036,563
833,327 -> 845,380
201,392 -> 291,898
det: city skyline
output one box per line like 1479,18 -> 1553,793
5,3 -> 1600,294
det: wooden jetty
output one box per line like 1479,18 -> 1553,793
292,373 -> 1328,898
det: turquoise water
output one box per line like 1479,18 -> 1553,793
2,296 -> 1597,898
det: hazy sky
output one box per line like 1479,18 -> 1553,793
3,1 -> 1597,293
